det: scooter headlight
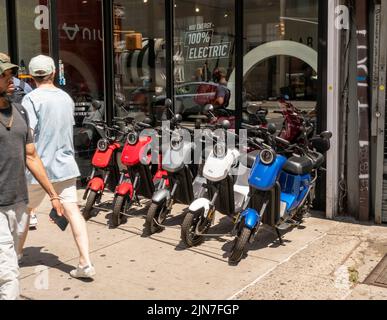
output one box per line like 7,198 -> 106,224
260,149 -> 275,165
127,131 -> 138,145
214,143 -> 226,158
171,135 -> 183,151
97,139 -> 109,152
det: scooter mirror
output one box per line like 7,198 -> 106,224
115,94 -> 126,107
246,102 -> 263,115
174,114 -> 183,123
165,98 -> 173,109
92,100 -> 103,110
257,109 -> 268,117
320,131 -> 332,140
268,123 -> 277,135
144,117 -> 153,125
221,120 -> 231,130
203,104 -> 214,113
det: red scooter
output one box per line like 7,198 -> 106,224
111,117 -> 167,227
82,121 -> 125,220
277,98 -> 314,143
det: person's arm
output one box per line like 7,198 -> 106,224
25,143 -> 64,216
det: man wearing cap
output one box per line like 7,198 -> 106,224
20,55 -> 96,280
0,56 -> 64,299
0,53 -> 33,104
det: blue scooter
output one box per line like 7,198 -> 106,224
229,124 -> 332,264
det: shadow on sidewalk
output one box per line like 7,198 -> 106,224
20,246 -> 93,282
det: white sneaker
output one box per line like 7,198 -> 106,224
70,265 -> 96,279
29,214 -> 38,229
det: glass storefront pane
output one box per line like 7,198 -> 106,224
16,0 -> 50,87
112,0 -> 166,123
173,0 -> 236,127
56,0 -> 105,181
0,0 -> 7,53
243,0 -> 318,130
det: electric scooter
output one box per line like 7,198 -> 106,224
180,112 -> 260,248
229,123 -> 332,264
276,97 -> 314,143
144,110 -> 208,235
82,121 -> 125,220
111,117 -> 166,227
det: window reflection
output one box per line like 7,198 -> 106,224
173,0 -> 236,128
113,0 -> 166,124
16,0 -> 50,89
243,0 -> 318,135
0,0 -> 7,53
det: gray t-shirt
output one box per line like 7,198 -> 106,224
22,87 -> 80,184
0,103 -> 33,207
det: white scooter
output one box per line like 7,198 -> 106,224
180,108 -> 259,247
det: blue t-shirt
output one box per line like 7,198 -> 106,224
13,77 -> 33,94
22,87 -> 80,184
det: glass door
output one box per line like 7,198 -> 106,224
0,0 -> 8,53
56,0 -> 105,180
173,0 -> 236,127
112,0 -> 167,123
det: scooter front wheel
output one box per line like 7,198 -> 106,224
181,211 -> 209,247
145,202 -> 168,235
111,195 -> 126,228
229,227 -> 252,265
83,190 -> 98,221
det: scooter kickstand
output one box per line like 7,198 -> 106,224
275,228 -> 283,245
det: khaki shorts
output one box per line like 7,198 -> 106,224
28,178 -> 78,209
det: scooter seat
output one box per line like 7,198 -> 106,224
283,156 -> 314,175
247,150 -> 260,168
311,152 -> 324,169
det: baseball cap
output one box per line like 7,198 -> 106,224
0,52 -> 19,76
29,55 -> 56,77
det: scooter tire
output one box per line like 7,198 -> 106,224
181,211 -> 206,247
83,190 -> 98,221
145,203 -> 166,235
229,227 -> 251,265
111,195 -> 125,228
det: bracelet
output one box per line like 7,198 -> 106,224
50,196 -> 61,201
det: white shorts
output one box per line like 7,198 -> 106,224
28,178 -> 78,209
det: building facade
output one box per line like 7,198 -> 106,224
1,0 -> 385,224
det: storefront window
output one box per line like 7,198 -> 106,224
0,0 -> 7,53
56,0 -> 105,180
242,0 -> 318,130
112,0 -> 166,123
16,0 -> 49,87
173,0 -> 236,127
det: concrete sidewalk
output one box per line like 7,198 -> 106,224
18,189 -> 387,300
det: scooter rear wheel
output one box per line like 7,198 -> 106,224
181,211 -> 208,247
83,190 -> 98,221
145,203 -> 167,235
112,195 -> 126,228
229,227 -> 251,264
